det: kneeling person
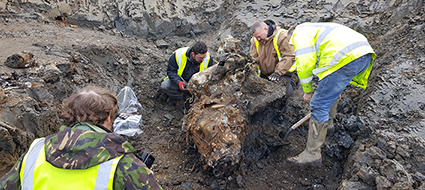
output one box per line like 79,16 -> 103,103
0,85 -> 163,190
161,41 -> 214,100
250,19 -> 299,96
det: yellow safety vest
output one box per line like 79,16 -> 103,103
164,47 -> 211,80
20,138 -> 123,190
290,23 -> 376,93
254,29 -> 297,76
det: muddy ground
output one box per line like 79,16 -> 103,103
1,0 -> 425,189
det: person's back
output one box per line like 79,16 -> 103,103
290,22 -> 375,87
0,85 -> 163,190
287,22 -> 376,166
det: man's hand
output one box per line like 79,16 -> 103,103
178,81 -> 187,91
268,72 -> 281,81
303,92 -> 313,103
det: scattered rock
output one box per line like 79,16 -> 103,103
155,39 -> 170,49
396,144 -> 410,158
335,130 -> 354,148
357,165 -> 379,186
180,182 -> 192,190
339,180 -> 372,190
375,175 -> 392,190
343,115 -> 365,132
5,52 -> 35,68
164,114 -> 175,120
236,175 -> 243,187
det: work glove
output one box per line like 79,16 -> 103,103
178,81 -> 187,91
268,72 -> 281,82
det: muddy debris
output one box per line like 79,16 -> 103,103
5,52 -> 35,68
184,39 -> 289,176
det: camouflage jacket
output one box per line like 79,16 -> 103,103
0,122 -> 163,190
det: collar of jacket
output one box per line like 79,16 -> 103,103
65,122 -> 112,133
45,124 -> 136,169
265,20 -> 276,37
185,47 -> 201,65
261,25 -> 281,44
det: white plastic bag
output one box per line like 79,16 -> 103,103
113,86 -> 144,136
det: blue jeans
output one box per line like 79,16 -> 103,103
310,54 -> 372,122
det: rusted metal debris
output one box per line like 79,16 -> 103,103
183,36 -> 287,176
55,15 -> 71,27
4,52 -> 34,68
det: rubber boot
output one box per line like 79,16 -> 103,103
327,98 -> 340,134
287,118 -> 328,166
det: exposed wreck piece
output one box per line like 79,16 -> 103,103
183,36 -> 287,176
5,52 -> 35,68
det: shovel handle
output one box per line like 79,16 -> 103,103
281,112 -> 312,143
290,112 -> 311,130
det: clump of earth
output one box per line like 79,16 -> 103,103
1,0 -> 425,189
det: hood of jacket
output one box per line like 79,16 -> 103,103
262,19 -> 280,44
43,123 -> 136,169
264,20 -> 276,37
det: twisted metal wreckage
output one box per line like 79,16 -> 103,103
183,36 -> 288,174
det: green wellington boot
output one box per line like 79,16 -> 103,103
287,118 -> 328,167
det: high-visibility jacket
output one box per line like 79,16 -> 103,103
254,29 -> 297,76
164,47 -> 211,81
290,22 -> 376,93
20,138 -> 123,190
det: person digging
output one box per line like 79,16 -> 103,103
286,22 -> 376,166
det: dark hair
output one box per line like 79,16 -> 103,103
61,85 -> 118,126
191,41 -> 208,55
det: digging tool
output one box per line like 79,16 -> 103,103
281,112 -> 311,145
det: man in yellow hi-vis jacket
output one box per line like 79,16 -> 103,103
161,41 -> 213,100
250,20 -> 298,96
287,22 -> 376,166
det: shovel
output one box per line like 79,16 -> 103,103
281,112 -> 311,145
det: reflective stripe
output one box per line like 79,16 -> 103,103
330,41 -> 371,66
21,138 -> 122,190
164,47 -> 209,81
199,53 -> 211,72
299,76 -> 313,84
273,29 -> 286,61
315,25 -> 338,66
288,61 -> 297,72
94,159 -> 115,189
313,41 -> 371,75
107,156 -> 123,189
21,138 -> 45,190
175,47 -> 190,76
255,28 -> 290,74
175,48 -> 186,69
254,29 -> 285,61
297,23 -> 339,66
254,38 -> 259,55
176,47 -> 209,75
202,56 -> 208,70
295,46 -> 316,56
